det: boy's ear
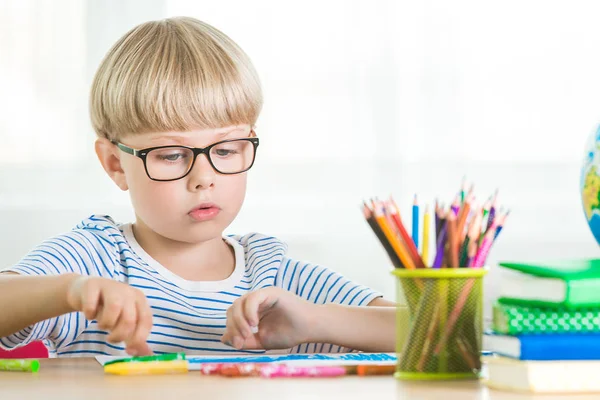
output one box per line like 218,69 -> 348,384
95,138 -> 129,191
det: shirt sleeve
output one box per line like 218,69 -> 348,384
0,227 -> 119,352
275,256 -> 383,354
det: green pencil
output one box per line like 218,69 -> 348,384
479,198 -> 491,243
104,352 -> 185,367
0,359 -> 40,372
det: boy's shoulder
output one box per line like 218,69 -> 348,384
48,214 -> 127,254
68,214 -> 125,243
74,214 -> 123,232
226,232 -> 289,257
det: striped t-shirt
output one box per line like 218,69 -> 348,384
0,215 -> 381,357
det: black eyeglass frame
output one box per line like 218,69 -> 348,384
111,136 -> 259,182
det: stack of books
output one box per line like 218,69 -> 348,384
483,259 -> 600,394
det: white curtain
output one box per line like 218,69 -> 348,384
1,0 -> 598,309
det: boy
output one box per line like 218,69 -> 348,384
0,17 -> 395,357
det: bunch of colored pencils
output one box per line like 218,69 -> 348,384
362,181 -> 508,374
362,182 -> 508,270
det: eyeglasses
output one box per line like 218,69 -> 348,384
111,137 -> 259,182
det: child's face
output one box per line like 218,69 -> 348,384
104,125 -> 253,243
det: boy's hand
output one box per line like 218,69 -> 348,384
66,276 -> 153,356
221,287 -> 314,350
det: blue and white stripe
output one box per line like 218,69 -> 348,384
0,215 -> 381,357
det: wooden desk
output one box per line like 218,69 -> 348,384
0,358 -> 596,400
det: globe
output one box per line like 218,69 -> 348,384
582,125 -> 600,246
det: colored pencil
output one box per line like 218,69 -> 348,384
104,360 -> 189,375
450,195 -> 461,216
422,205 -> 431,266
434,199 -> 440,239
435,201 -> 444,239
387,198 -> 425,268
480,198 -> 491,237
417,301 -> 440,371
432,212 -> 449,268
0,359 -> 40,372
494,209 -> 509,240
260,365 -> 346,378
486,189 -> 498,231
458,210 -> 473,267
363,203 -> 403,269
467,183 -> 475,199
412,195 -> 419,251
432,211 -> 452,268
456,195 -> 472,242
456,337 -> 478,370
446,212 -> 459,268
472,221 -> 498,268
465,238 -> 478,268
433,278 -> 475,355
373,202 -> 416,270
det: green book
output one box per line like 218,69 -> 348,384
492,301 -> 600,335
497,259 -> 600,308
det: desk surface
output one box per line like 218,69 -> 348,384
0,358 -> 596,400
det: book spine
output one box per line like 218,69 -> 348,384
521,335 -> 600,360
492,302 -> 600,335
567,278 -> 600,306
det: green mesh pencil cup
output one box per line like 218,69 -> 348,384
393,268 -> 488,380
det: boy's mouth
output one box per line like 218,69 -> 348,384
188,203 -> 221,222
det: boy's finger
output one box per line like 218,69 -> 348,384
220,330 -> 233,347
125,296 -> 153,354
240,334 -> 262,350
81,281 -> 101,320
96,296 -> 123,330
107,301 -> 136,343
242,293 -> 263,328
231,297 -> 252,339
244,290 -> 275,327
126,341 -> 153,357
224,305 -> 243,343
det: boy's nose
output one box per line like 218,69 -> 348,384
187,154 -> 216,190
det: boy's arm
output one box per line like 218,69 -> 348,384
222,287 -> 396,352
307,299 -> 396,352
0,224 -> 152,354
368,298 -> 396,307
275,257 -> 392,352
0,272 -> 78,338
0,272 -> 153,355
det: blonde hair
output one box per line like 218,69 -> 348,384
90,17 -> 262,140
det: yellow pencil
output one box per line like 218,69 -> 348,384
104,360 -> 189,376
422,205 -> 430,266
373,203 -> 416,270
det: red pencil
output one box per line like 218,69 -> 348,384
387,197 -> 425,268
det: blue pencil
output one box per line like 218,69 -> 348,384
412,195 -> 419,250
494,210 -> 509,239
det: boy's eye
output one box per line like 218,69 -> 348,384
151,149 -> 191,162
214,148 -> 238,157
160,153 -> 184,161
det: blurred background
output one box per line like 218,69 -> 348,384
0,0 -> 598,315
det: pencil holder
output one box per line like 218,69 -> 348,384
392,268 -> 488,380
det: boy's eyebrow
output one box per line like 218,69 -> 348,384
215,126 -> 248,138
148,127 -> 249,145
